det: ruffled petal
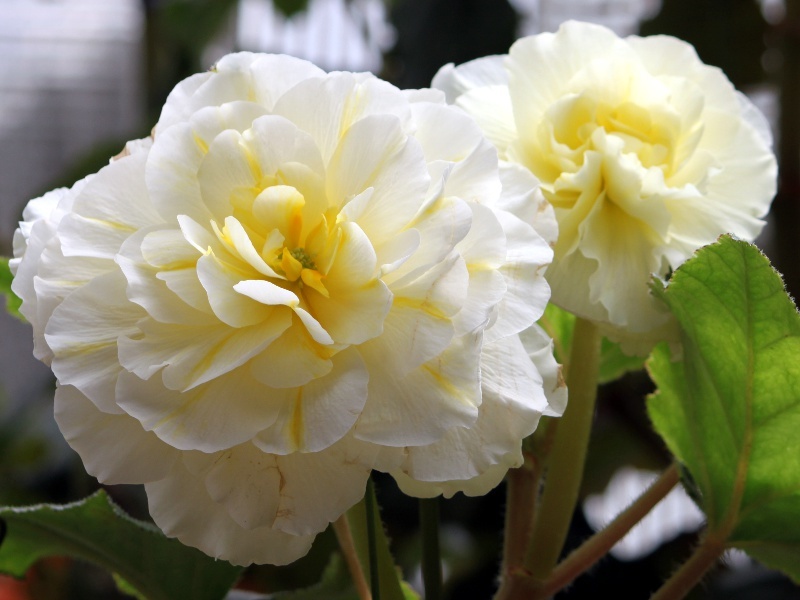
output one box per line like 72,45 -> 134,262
55,385 -> 179,485
146,459 -> 315,566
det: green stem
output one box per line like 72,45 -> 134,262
419,497 -> 442,600
541,463 -> 680,597
365,477 -> 381,600
651,535 -> 725,600
524,317 -> 602,581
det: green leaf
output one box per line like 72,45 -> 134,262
539,303 -> 646,384
0,491 -> 242,600
0,257 -> 23,321
647,235 -> 800,581
345,486 -> 419,600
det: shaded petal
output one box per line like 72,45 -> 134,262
146,459 -> 315,566
273,73 -> 411,164
117,226 -> 213,326
386,334 -> 552,497
496,162 -> 559,247
330,114 -> 430,239
58,151 -> 161,259
55,385 -> 179,484
485,210 -> 553,343
432,55 -> 508,103
380,254 -> 468,372
196,252 -> 273,328
270,436 -> 376,535
452,203 -> 507,335
46,270 -> 144,413
250,316 -> 334,389
519,325 -> 567,417
116,366 -> 286,453
355,332 -> 481,447
118,313 -> 291,391
254,347 -> 369,454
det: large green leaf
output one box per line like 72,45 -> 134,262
0,491 -> 242,600
539,303 -> 646,384
647,235 -> 800,581
0,257 -> 23,321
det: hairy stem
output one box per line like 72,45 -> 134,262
524,317 -> 602,580
651,535 -> 725,600
541,463 -> 680,597
501,459 -> 537,574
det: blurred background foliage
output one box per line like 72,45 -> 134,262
1,0 -> 799,598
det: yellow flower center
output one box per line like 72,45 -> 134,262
212,183 -> 341,299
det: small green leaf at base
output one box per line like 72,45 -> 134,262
0,490 -> 242,600
648,235 -> 800,582
0,258 -> 24,321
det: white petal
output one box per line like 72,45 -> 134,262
380,254 -> 468,372
55,385 -> 179,484
355,332 -> 482,447
519,325 -> 567,417
58,151 -> 161,259
386,334 -> 551,496
249,316 -> 334,389
146,459 -> 315,566
196,253 -> 274,328
45,270 -> 143,413
432,55 -> 508,103
146,122 -> 213,226
196,129 -> 258,221
119,311 -> 291,391
485,210 -> 553,342
253,347 -> 369,454
385,196 -> 472,288
117,228 -> 214,326
116,366 -> 287,453
270,436 -> 375,535
328,114 -> 430,240
455,86 -> 517,154
496,162 -> 559,247
392,462 -> 510,499
273,73 -> 411,164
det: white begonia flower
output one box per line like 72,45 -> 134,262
433,21 -> 777,344
11,53 -> 565,566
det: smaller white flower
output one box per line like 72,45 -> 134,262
434,21 -> 777,346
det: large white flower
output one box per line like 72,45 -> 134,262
10,53 -> 565,565
434,21 -> 777,343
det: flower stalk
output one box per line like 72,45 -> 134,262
501,457 -> 537,575
333,514 -> 372,600
651,534 -> 725,600
419,497 -> 443,600
539,463 -> 681,597
524,317 -> 602,581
